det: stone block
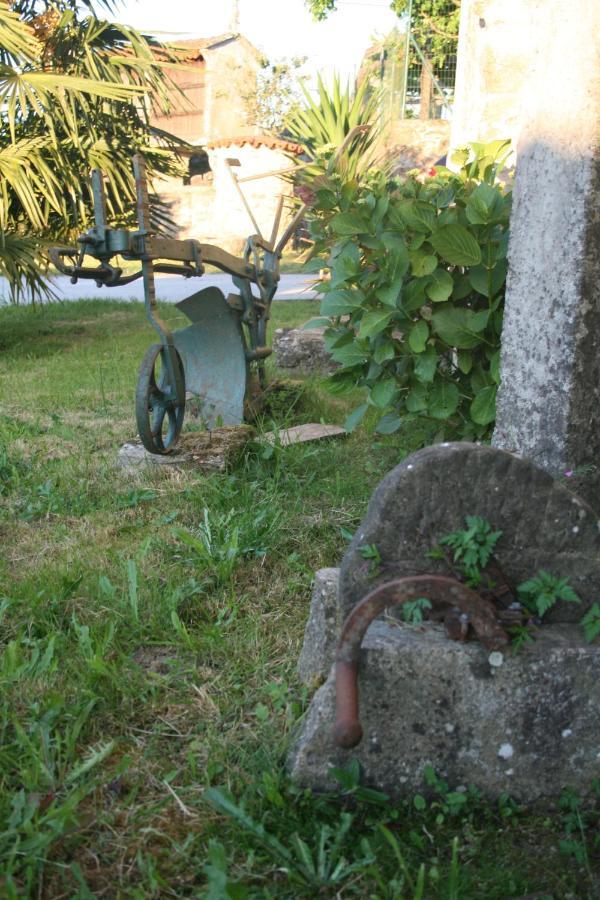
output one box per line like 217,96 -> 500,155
289,616 -> 600,802
273,327 -> 336,372
297,568 -> 340,685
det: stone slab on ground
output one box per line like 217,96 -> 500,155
273,327 -> 337,372
340,442 -> 600,624
117,425 -> 255,473
288,612 -> 600,802
264,423 -> 346,447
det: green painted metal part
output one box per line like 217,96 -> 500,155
174,288 -> 246,427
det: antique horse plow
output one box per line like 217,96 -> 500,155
50,154 -> 305,455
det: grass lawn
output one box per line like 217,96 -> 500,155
0,299 -> 598,898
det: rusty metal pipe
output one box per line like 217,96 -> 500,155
334,576 -> 509,749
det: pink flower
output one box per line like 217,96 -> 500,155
564,470 -> 574,477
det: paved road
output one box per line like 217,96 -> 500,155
0,272 -> 319,305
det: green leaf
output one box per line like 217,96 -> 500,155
321,290 -> 363,316
490,350 -> 501,384
359,309 -> 393,339
470,367 -> 493,394
468,265 -> 490,297
376,277 -> 403,307
370,378 -> 398,409
380,236 -> 410,279
406,383 -> 428,412
469,259 -> 507,298
581,603 -> 600,643
301,317 -> 330,329
408,320 -> 429,353
402,278 -> 428,312
414,345 -> 437,383
330,343 -> 368,368
373,340 -> 396,364
471,309 -> 490,332
426,269 -> 453,302
331,241 -> 361,281
452,274 -> 472,300
465,183 -> 505,224
430,225 -> 482,267
344,403 -> 369,432
410,251 -> 437,278
457,350 -> 473,374
428,381 -> 460,419
431,307 -> 486,349
330,210 -> 372,235
470,386 -> 497,425
375,413 -> 402,434
324,328 -> 353,351
392,200 -> 436,233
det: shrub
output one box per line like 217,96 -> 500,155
303,140 -> 513,439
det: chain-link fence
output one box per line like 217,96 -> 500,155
405,35 -> 457,120
363,16 -> 457,124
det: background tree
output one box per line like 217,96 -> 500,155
239,56 -> 307,133
0,0 -> 185,301
306,0 -> 460,119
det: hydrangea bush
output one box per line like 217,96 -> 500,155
303,140 -> 513,439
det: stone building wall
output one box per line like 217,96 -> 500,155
385,119 -> 451,173
156,139 -> 301,254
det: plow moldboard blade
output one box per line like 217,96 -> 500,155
174,287 -> 246,427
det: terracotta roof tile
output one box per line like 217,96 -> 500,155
206,135 -> 304,155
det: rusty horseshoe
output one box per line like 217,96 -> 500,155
334,575 -> 510,749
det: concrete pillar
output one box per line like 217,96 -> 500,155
492,0 -> 600,503
450,0 -> 534,152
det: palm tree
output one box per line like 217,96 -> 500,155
0,0 -> 184,301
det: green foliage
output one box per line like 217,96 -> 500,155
239,55 -> 307,132
285,72 -> 380,180
359,541 -> 382,575
391,0 -> 461,68
403,597 -> 432,624
558,782 -> 600,882
438,515 -> 502,584
433,517 -> 597,644
581,603 -> 600,643
306,140 -> 512,438
517,570 -> 581,618
0,1 -> 184,301
205,787 -> 376,889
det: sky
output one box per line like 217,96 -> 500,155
109,0 -> 403,83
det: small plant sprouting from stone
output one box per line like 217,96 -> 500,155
431,517 -> 598,645
403,597 -> 432,625
581,603 -> 600,643
359,542 -> 382,575
431,515 -> 502,587
517,570 -> 581,617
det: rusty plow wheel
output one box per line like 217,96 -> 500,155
135,343 -> 185,454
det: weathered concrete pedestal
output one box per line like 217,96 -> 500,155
290,570 -> 600,802
289,444 -> 600,802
